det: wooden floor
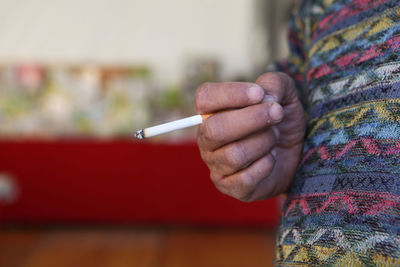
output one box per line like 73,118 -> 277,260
0,226 -> 277,267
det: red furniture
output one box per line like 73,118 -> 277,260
0,140 -> 279,227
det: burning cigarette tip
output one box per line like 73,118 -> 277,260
135,129 -> 145,139
134,114 -> 206,139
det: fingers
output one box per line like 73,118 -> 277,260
198,102 -> 283,151
195,82 -> 264,114
195,73 -> 304,202
203,129 -> 276,176
256,72 -> 298,105
211,153 -> 275,202
257,72 -> 306,148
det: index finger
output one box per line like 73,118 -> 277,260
195,82 -> 264,114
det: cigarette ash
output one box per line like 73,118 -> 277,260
135,129 -> 145,139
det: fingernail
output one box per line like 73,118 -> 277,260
263,95 -> 277,103
247,86 -> 264,102
269,103 -> 283,122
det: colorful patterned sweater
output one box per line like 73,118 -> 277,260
275,0 -> 400,265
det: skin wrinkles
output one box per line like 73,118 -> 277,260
196,72 -> 306,202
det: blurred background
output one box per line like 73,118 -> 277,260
0,0 -> 293,266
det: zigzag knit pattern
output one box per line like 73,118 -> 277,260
275,0 -> 400,265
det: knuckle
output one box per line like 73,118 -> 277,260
234,172 -> 261,202
224,144 -> 248,169
226,174 -> 257,202
234,187 -> 254,202
223,184 -> 252,202
211,174 -> 231,196
239,171 -> 258,189
195,82 -> 211,113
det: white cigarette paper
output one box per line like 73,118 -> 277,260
135,114 -> 210,139
135,95 -> 275,139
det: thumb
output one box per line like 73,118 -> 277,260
256,72 -> 306,148
256,72 -> 299,106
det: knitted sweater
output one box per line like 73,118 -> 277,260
275,0 -> 400,265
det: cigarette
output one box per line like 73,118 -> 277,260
135,114 -> 212,139
135,95 -> 276,139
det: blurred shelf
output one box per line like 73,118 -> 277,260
0,139 -> 279,227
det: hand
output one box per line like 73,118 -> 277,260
195,72 -> 306,202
